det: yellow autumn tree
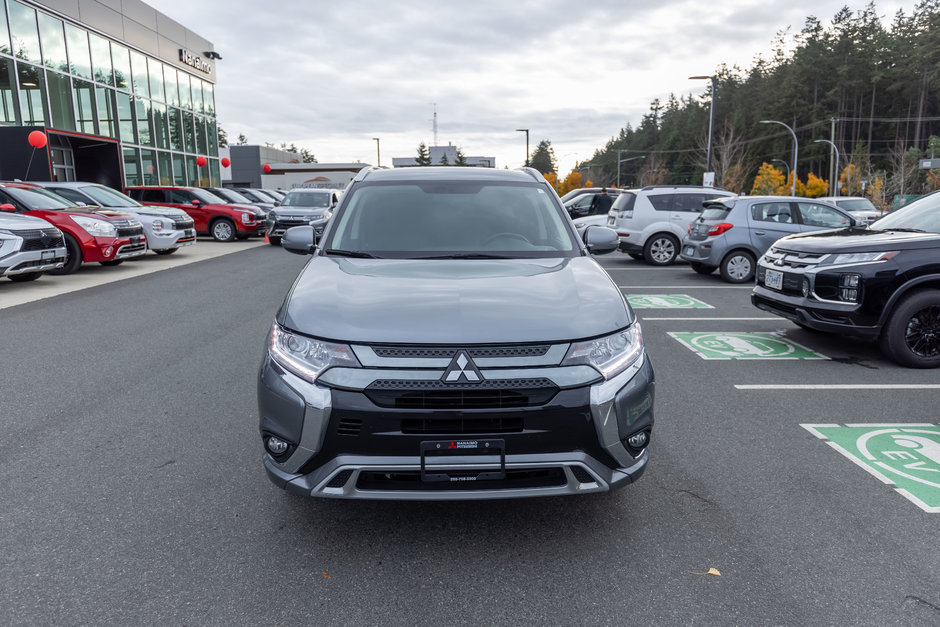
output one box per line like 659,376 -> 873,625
543,172 -> 559,191
839,164 -> 863,196
866,176 -> 887,211
750,162 -> 786,195
557,171 -> 585,196
777,171 -> 807,197
804,172 -> 828,197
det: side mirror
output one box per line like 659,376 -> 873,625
273,201 -> 281,206
582,225 -> 620,255
191,199 -> 201,206
0,203 -> 16,212
282,225 -> 317,255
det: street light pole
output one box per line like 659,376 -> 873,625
689,75 -> 717,181
516,128 -> 529,167
616,153 -> 645,188
760,120 -> 798,196
813,139 -> 840,197
771,158 -> 790,182
372,137 -> 381,167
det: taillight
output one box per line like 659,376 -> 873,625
708,223 -> 733,236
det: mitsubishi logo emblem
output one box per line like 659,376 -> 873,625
442,351 -> 484,384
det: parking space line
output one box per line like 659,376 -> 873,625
737,384 -> 940,390
642,317 -> 777,321
618,285 -> 754,289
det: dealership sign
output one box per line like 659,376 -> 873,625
179,49 -> 212,74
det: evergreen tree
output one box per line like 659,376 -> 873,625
529,140 -> 556,174
440,153 -> 450,166
456,148 -> 468,166
415,142 -> 432,166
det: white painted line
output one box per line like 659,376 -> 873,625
642,317 -> 778,321
737,384 -> 940,390
800,424 -> 841,439
844,423 -> 935,428
618,285 -> 754,289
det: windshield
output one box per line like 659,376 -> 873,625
835,198 -> 877,212
212,188 -> 252,203
81,185 -> 142,207
6,187 -> 78,209
238,190 -> 267,203
324,180 -> 578,258
870,192 -> 940,233
282,192 -> 331,207
192,189 -> 225,204
264,189 -> 285,200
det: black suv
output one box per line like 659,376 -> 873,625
752,191 -> 940,367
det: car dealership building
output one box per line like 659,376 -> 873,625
0,0 -> 220,190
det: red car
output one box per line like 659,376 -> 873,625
0,182 -> 147,274
126,186 -> 265,242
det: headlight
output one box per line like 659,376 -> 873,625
71,215 -> 117,237
152,218 -> 167,232
562,325 -> 644,380
830,251 -> 898,265
241,212 -> 255,225
268,324 -> 361,383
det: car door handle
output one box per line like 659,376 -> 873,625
755,231 -> 766,236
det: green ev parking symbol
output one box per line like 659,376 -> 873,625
627,294 -> 713,309
669,332 -> 827,360
803,425 -> 940,512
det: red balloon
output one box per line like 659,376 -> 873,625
221,157 -> 231,168
196,156 -> 207,167
263,164 -> 272,173
28,130 -> 47,149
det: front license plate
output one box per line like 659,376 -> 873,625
420,439 -> 505,482
41,250 -> 54,260
765,268 -> 784,290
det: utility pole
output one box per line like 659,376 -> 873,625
431,103 -> 438,147
829,117 -> 837,195
372,137 -> 381,167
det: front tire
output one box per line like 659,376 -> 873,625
643,234 -> 679,265
211,218 -> 236,242
628,253 -> 644,260
47,233 -> 82,275
9,272 -> 41,282
268,236 -> 282,246
719,251 -> 755,283
879,289 -> 940,368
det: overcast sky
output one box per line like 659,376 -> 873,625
151,0 -> 908,175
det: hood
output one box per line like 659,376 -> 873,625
68,207 -> 135,220
774,228 -> 940,254
272,207 -> 331,218
0,213 -> 58,230
279,256 -> 632,344
106,204 -> 187,218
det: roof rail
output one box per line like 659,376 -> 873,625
517,167 -> 547,183
352,166 -> 381,183
641,184 -> 728,191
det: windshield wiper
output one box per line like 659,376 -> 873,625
416,253 -> 514,259
881,227 -> 925,233
324,249 -> 380,258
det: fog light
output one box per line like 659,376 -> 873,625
840,273 -> 860,288
801,278 -> 810,298
840,288 -> 859,302
627,431 -> 648,449
265,436 -> 289,456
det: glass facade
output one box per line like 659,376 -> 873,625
0,0 -> 219,186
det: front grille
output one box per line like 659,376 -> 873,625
364,378 -> 558,409
325,469 -> 354,488
336,417 -> 362,436
355,467 -> 567,491
401,416 -> 524,434
172,218 -> 194,229
14,228 -> 64,251
372,345 -> 550,359
117,224 -> 144,237
763,247 -> 827,269
757,267 -> 804,296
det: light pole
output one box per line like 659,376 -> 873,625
616,153 -> 645,188
372,137 -> 381,167
689,75 -> 717,182
813,139 -> 840,197
771,158 -> 790,182
516,128 -> 529,167
760,120 -> 798,196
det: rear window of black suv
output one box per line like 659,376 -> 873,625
325,180 -> 579,258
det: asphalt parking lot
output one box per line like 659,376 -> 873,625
1,245 -> 938,625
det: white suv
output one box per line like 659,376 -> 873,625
607,186 -> 734,265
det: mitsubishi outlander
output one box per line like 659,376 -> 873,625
257,167 -> 655,499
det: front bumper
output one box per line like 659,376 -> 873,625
146,227 -> 196,251
266,219 -> 327,238
257,353 -> 655,500
0,246 -> 67,276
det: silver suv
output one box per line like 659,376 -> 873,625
0,213 -> 66,281
607,186 -> 734,264
257,167 -> 654,500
